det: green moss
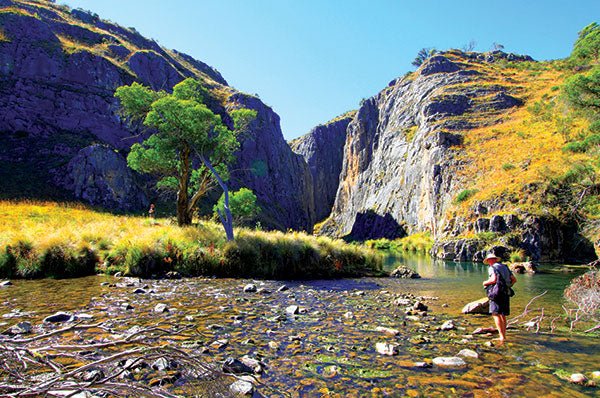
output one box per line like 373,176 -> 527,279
455,189 -> 478,204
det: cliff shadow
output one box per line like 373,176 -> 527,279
345,210 -> 406,242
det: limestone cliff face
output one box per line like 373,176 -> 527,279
322,54 -> 524,240
0,0 -> 313,230
290,113 -> 353,222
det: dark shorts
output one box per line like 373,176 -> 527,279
489,294 -> 510,315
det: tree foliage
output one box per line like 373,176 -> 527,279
411,47 -> 437,68
564,66 -> 600,113
213,187 -> 260,226
115,78 -> 256,239
571,22 -> 600,64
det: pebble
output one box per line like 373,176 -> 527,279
432,356 -> 467,368
230,380 -> 254,395
375,342 -> 398,356
43,312 -> 73,323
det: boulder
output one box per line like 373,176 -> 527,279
285,305 -> 299,315
421,55 -> 461,76
510,262 -> 538,274
439,320 -> 455,331
390,266 -> 421,279
461,298 -> 489,314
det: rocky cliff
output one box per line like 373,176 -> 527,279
318,51 -> 596,262
0,0 -> 313,230
290,112 -> 354,222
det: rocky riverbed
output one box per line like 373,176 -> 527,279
1,275 -> 598,397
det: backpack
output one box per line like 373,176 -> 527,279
486,263 -> 514,300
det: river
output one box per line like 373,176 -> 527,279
0,255 -> 597,397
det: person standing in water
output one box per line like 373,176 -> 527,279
482,253 -> 516,343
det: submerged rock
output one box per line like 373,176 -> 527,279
243,284 -> 257,293
432,356 -> 467,368
285,305 -> 300,315
375,326 -> 400,336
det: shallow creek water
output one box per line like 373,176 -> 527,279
0,255 -> 598,397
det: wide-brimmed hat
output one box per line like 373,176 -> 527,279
483,253 -> 500,264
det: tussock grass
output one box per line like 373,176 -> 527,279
366,232 -> 433,255
0,201 -> 382,279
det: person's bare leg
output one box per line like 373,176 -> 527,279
492,314 -> 506,341
500,315 -> 507,340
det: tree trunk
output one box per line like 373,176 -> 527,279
199,155 -> 234,240
177,146 -> 192,226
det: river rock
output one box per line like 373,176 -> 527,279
462,298 -> 489,314
230,380 -> 254,395
432,356 -> 467,368
286,305 -> 299,315
243,284 -> 257,293
165,271 -> 182,279
570,373 -> 587,384
277,285 -> 289,292
413,361 -> 432,368
223,357 -> 255,375
413,301 -> 428,311
7,321 -> 32,335
239,356 -> 262,373
439,320 -> 455,331
510,262 -> 538,274
132,288 -> 147,294
390,266 -> 421,279
82,369 -> 104,382
375,342 -> 398,356
152,357 -> 177,371
457,349 -> 479,359
121,302 -> 133,310
154,303 -> 169,313
0,280 -> 13,287
44,312 -> 73,323
375,326 -> 400,336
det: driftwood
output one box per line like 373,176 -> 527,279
0,322 -> 235,398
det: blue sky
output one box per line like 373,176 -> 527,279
62,1 -> 599,139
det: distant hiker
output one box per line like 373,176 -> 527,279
482,253 -> 516,343
148,203 -> 156,218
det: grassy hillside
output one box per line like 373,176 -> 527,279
0,201 -> 382,279
441,32 -> 600,246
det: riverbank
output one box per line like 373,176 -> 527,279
0,201 -> 382,279
1,274 -> 598,396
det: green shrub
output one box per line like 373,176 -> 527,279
124,245 -> 171,277
1,241 -> 42,279
40,244 -> 97,278
509,249 -> 526,263
502,163 -> 516,171
455,189 -> 478,204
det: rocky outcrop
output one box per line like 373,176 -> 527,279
291,113 -> 353,222
227,94 -> 315,231
60,144 -> 148,211
322,52 -> 523,240
0,0 -> 314,230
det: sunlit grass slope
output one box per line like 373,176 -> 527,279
0,201 -> 382,279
